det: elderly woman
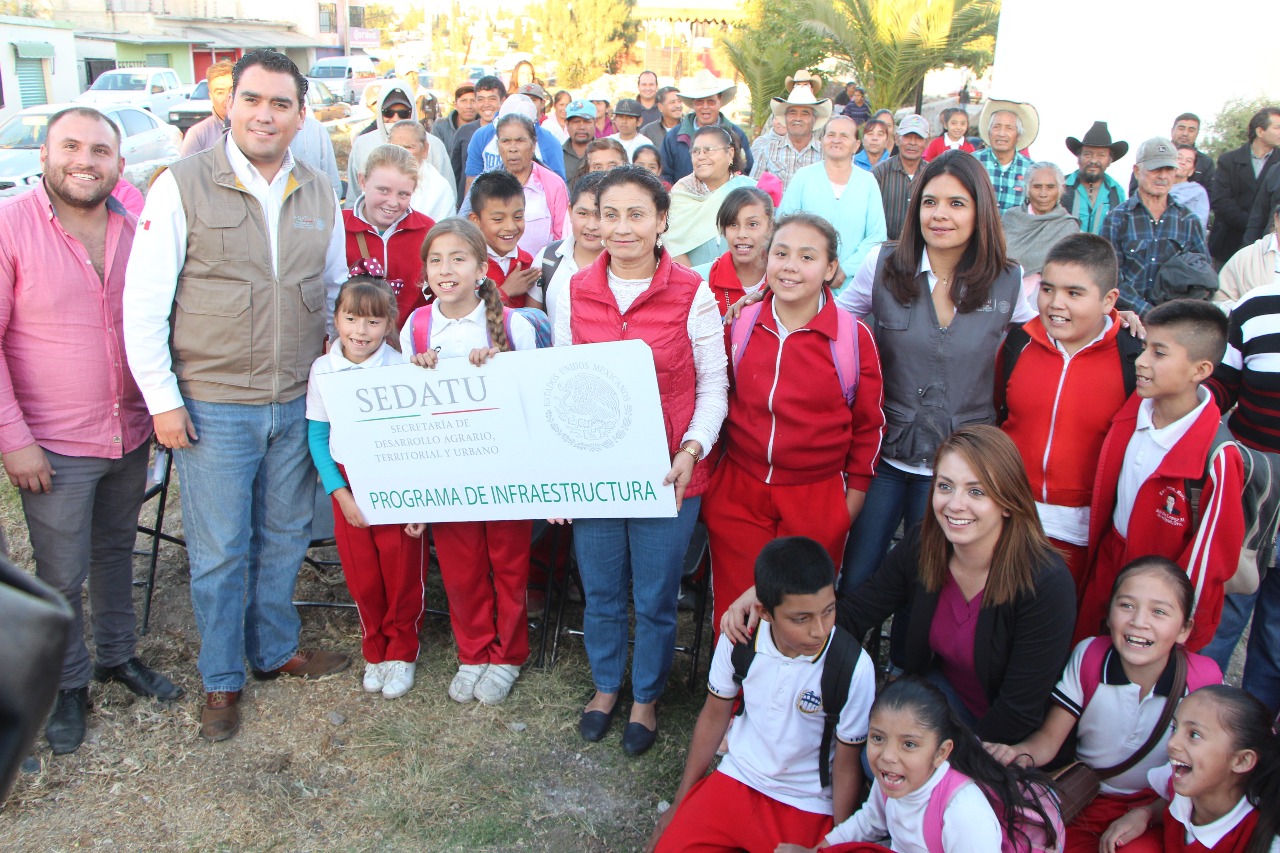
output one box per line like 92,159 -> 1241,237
553,166 -> 728,756
1001,161 -> 1080,298
493,112 -> 567,257
666,125 -> 757,268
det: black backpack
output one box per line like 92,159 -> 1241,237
997,323 -> 1143,423
540,239 -> 566,290
730,625 -> 862,789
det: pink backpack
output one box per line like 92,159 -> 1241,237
1078,636 -> 1222,708
878,767 -> 1065,853
729,301 -> 861,405
407,303 -> 550,354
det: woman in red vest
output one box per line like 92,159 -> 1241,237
551,165 -> 728,756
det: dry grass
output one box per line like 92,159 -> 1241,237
0,474 -> 706,852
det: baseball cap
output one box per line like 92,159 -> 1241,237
613,98 -> 643,118
517,83 -> 548,102
587,92 -> 611,105
498,94 -> 537,122
566,99 -> 597,121
1135,137 -> 1177,170
897,114 -> 930,138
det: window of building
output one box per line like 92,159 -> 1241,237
348,6 -> 364,27
145,53 -> 171,68
319,4 -> 337,33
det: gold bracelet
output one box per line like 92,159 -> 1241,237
680,445 -> 700,460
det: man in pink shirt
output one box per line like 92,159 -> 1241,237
0,107 -> 181,756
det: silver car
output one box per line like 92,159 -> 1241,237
0,103 -> 182,194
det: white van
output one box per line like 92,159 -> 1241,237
306,56 -> 377,104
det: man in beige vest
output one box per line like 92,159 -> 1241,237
123,50 -> 350,743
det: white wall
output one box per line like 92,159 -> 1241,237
991,0 -> 1279,181
0,18 -> 80,126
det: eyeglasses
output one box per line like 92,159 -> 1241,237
689,146 -> 729,156
382,108 -> 412,119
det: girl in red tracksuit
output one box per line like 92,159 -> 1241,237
343,143 -> 436,320
697,186 -> 773,316
704,212 -> 885,632
401,219 -> 540,707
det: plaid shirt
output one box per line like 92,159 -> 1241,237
749,131 -> 822,190
1099,194 -> 1208,315
873,155 -> 926,241
975,148 -> 1034,211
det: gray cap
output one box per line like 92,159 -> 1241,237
613,98 -> 644,118
897,114 -> 930,138
1135,137 -> 1177,170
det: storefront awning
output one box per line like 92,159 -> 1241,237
13,42 -> 56,59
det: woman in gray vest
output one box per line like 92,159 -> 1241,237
832,150 -> 1035,598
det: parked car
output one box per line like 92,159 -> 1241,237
75,67 -> 189,114
167,79 -> 211,132
0,103 -> 182,194
306,56 -> 377,104
308,80 -> 353,122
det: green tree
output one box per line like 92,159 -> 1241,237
721,0 -> 830,135
533,0 -> 634,88
1202,95 -> 1276,160
806,0 -> 999,114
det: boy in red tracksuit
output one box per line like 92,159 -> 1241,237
1074,299 -> 1244,651
466,171 -> 542,309
998,234 -> 1140,584
703,214 -> 885,633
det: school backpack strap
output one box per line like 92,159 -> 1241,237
728,301 -> 766,385
831,309 -> 861,407
997,324 -> 1032,424
818,625 -> 860,789
1115,327 -> 1143,398
510,307 -> 553,350
1077,635 -> 1113,711
729,633 -> 758,718
920,767 -> 972,853
1184,650 -> 1224,691
540,240 -> 565,289
409,304 -> 433,355
355,230 -> 371,261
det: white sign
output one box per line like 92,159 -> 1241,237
316,340 -> 679,525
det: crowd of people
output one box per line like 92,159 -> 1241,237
3,45 -> 1280,851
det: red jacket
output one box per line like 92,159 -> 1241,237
1078,394 -> 1245,651
343,209 -> 434,322
923,136 -> 977,160
705,251 -> 756,317
570,251 -> 711,498
488,249 -> 534,308
999,312 -> 1131,508
724,290 -> 884,488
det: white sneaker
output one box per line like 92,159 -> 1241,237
381,661 -> 416,699
473,664 -> 521,705
448,664 -> 488,703
362,662 -> 387,693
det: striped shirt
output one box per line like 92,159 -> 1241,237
1205,281 -> 1280,452
872,155 -> 926,242
1099,194 -> 1208,315
974,148 -> 1034,211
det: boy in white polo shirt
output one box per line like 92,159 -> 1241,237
649,537 -> 875,852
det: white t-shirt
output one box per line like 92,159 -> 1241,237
825,762 -> 1002,852
610,132 -> 648,159
1113,386 -> 1211,538
305,341 -> 404,463
708,623 -> 875,815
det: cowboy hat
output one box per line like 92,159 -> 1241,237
978,98 -> 1039,150
784,70 -> 823,94
678,69 -> 737,106
770,77 -> 832,122
1065,120 -> 1129,160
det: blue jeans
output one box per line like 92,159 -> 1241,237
573,497 -> 701,704
839,461 -> 932,597
1202,566 -> 1280,716
174,397 -> 314,692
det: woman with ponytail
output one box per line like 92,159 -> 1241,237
400,219 -> 544,707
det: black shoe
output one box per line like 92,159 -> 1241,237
622,720 -> 658,756
94,657 -> 185,702
578,703 -> 618,742
46,687 -> 89,755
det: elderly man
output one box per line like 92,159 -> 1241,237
873,114 -> 930,239
749,71 -> 828,190
1210,106 -> 1280,265
974,98 -> 1039,211
561,99 -> 596,180
432,83 -> 476,155
1217,202 -> 1280,307
350,81 -> 450,209
388,119 -> 456,220
1133,113 -> 1215,194
124,51 -> 351,743
636,70 -> 662,126
660,69 -> 753,184
1061,121 -> 1128,234
1100,137 -> 1208,315
181,60 -> 234,156
641,86 -> 682,149
0,107 -> 183,755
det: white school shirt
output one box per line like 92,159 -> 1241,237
1050,639 -> 1208,795
1148,764 -> 1280,851
397,299 -> 537,358
124,135 -> 348,415
305,341 -> 403,464
824,762 -> 1002,852
837,244 -> 1035,475
707,622 -> 875,815
532,233 -> 580,328
609,132 -> 648,159
1113,386 -> 1212,538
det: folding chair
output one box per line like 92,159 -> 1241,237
133,447 -> 185,636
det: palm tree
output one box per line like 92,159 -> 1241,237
720,34 -> 797,137
806,0 -> 1000,115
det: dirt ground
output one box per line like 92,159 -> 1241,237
0,477 -> 705,852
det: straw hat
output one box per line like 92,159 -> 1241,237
784,70 -> 823,93
678,69 -> 737,106
978,98 -> 1039,150
770,75 -> 832,122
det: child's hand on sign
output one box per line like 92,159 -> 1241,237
404,522 -> 426,538
469,346 -> 500,366
410,350 -> 439,369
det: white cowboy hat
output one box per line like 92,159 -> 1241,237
770,80 -> 832,122
678,69 -> 737,107
978,98 -> 1039,150
784,70 -> 824,93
